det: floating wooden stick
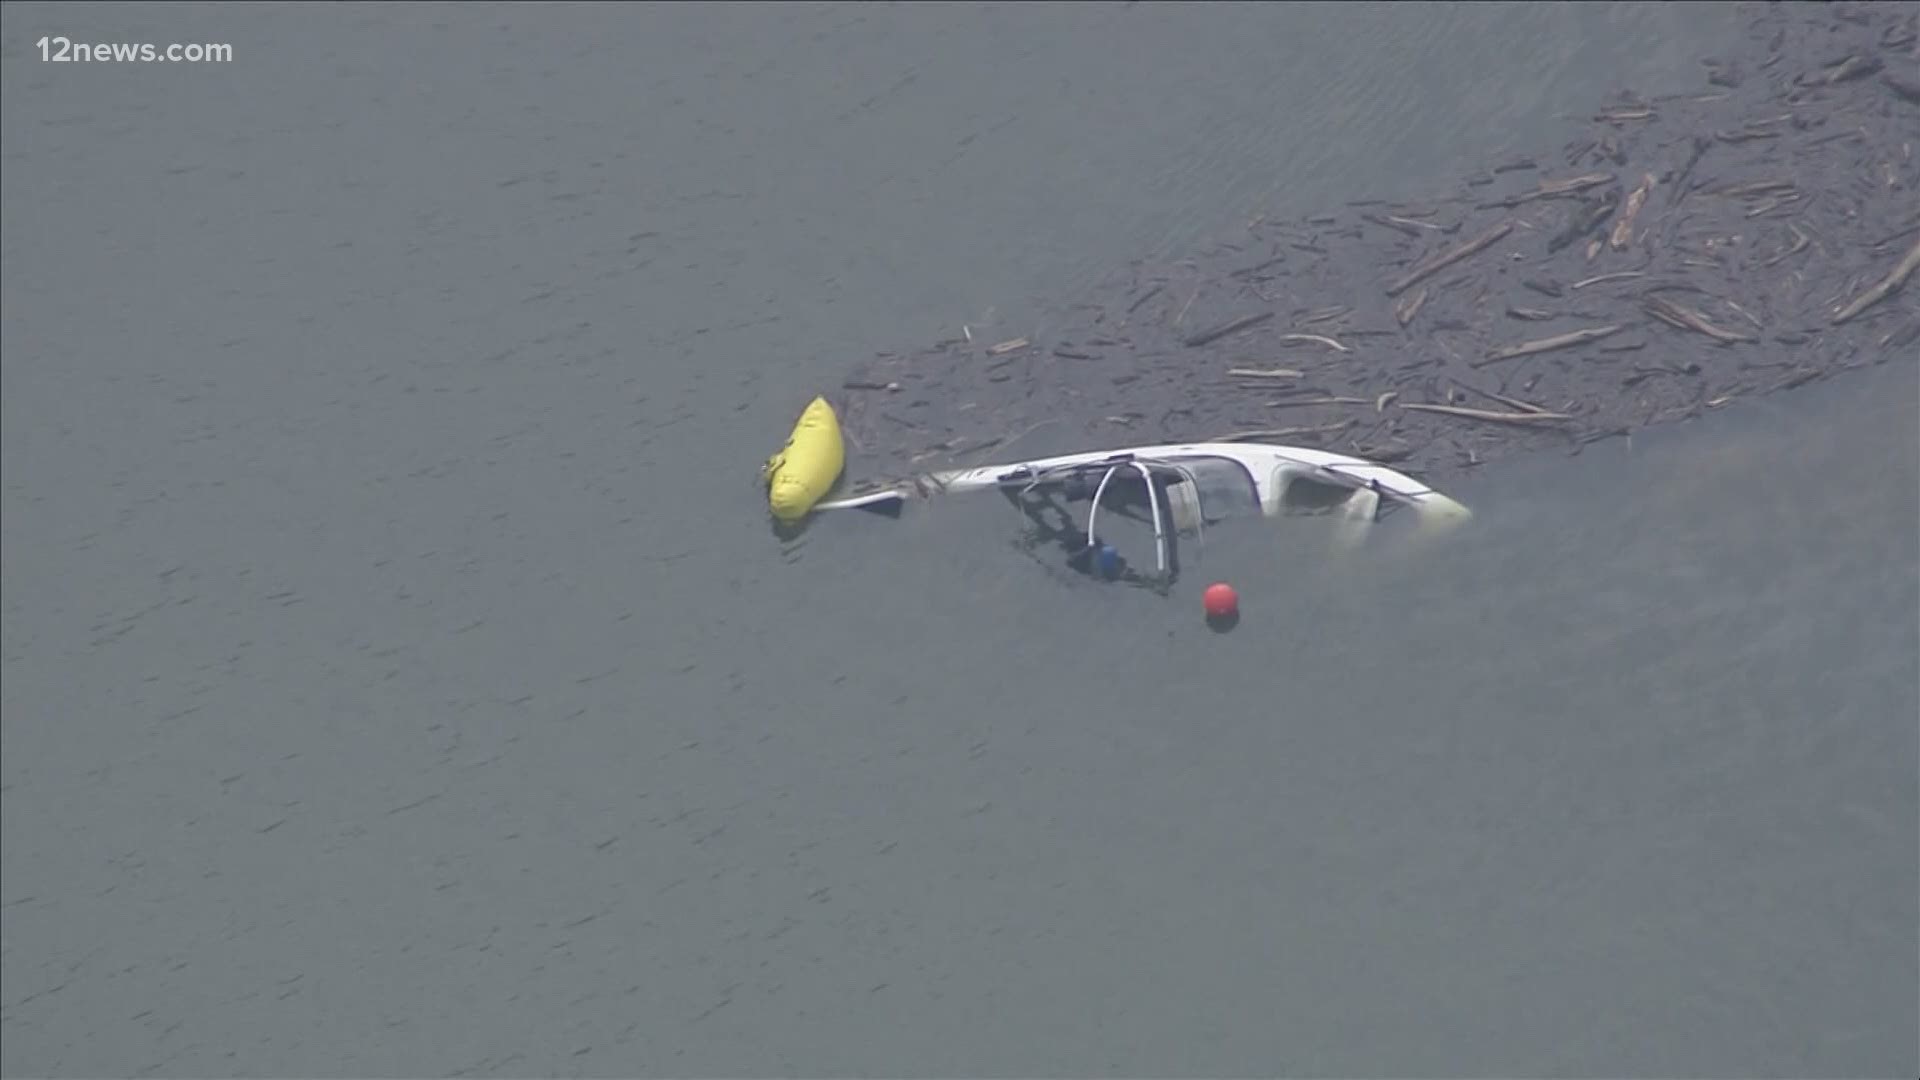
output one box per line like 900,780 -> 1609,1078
1642,296 -> 1755,343
1762,223 -> 1811,267
1831,234 -> 1920,325
1229,254 -> 1287,279
1745,192 -> 1802,218
1481,172 -> 1615,209
1723,298 -> 1763,331
1386,221 -> 1512,296
1125,284 -> 1163,314
987,337 -> 1029,355
1393,287 -> 1430,326
1363,213 -> 1426,238
1717,124 -> 1783,145
1184,311 -> 1274,348
1821,54 -> 1883,84
1298,306 -> 1350,324
1448,379 -> 1554,415
1275,332 -> 1350,352
1597,106 -> 1656,123
1266,396 -> 1370,409
1213,420 -> 1353,443
1881,320 -> 1920,350
1173,289 -> 1199,327
1669,135 -> 1711,208
1609,173 -> 1657,250
1473,324 -> 1623,366
1705,179 -> 1794,199
1401,402 -> 1574,424
1228,367 -> 1303,379
1571,270 -> 1646,290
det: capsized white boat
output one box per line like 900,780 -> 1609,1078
815,441 -> 1471,585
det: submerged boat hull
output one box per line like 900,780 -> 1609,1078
824,442 -> 1463,516
816,439 -> 1470,578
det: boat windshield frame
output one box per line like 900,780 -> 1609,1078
1140,453 -> 1264,514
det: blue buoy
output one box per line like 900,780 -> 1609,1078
1095,543 -> 1121,579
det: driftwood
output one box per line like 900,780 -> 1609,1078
1400,402 -> 1575,425
1393,287 -> 1430,326
1385,221 -> 1513,297
1183,311 -> 1274,348
1213,420 -> 1354,443
1481,172 -> 1617,209
1609,174 -> 1658,250
1274,333 -> 1350,352
1475,325 -> 1625,367
1831,235 -> 1920,325
834,2 -> 1919,491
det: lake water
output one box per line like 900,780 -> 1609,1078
3,3 -> 1915,1077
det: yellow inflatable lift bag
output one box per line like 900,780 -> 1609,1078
764,396 -> 845,522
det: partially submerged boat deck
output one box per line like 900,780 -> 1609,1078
833,2 -> 1918,491
814,438 -> 1475,586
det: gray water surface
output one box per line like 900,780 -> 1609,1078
4,3 -> 1915,1077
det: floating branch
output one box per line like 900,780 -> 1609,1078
1669,135 -> 1712,208
1447,379 -> 1555,415
1571,270 -> 1647,290
1762,223 -> 1811,267
1266,396 -> 1371,409
1609,174 -> 1658,250
1817,54 -> 1883,85
1401,402 -> 1575,425
1642,295 -> 1755,343
1183,311 -> 1273,347
1474,324 -> 1624,366
1481,172 -> 1616,209
1275,333 -> 1350,352
1386,221 -> 1513,296
1297,306 -> 1350,324
1229,254 -> 1287,279
1393,287 -> 1430,326
1831,234 -> 1920,325
1212,420 -> 1354,443
1704,179 -> 1795,199
1363,213 -> 1428,238
1125,284 -> 1164,314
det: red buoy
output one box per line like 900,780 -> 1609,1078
1203,582 -> 1239,620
